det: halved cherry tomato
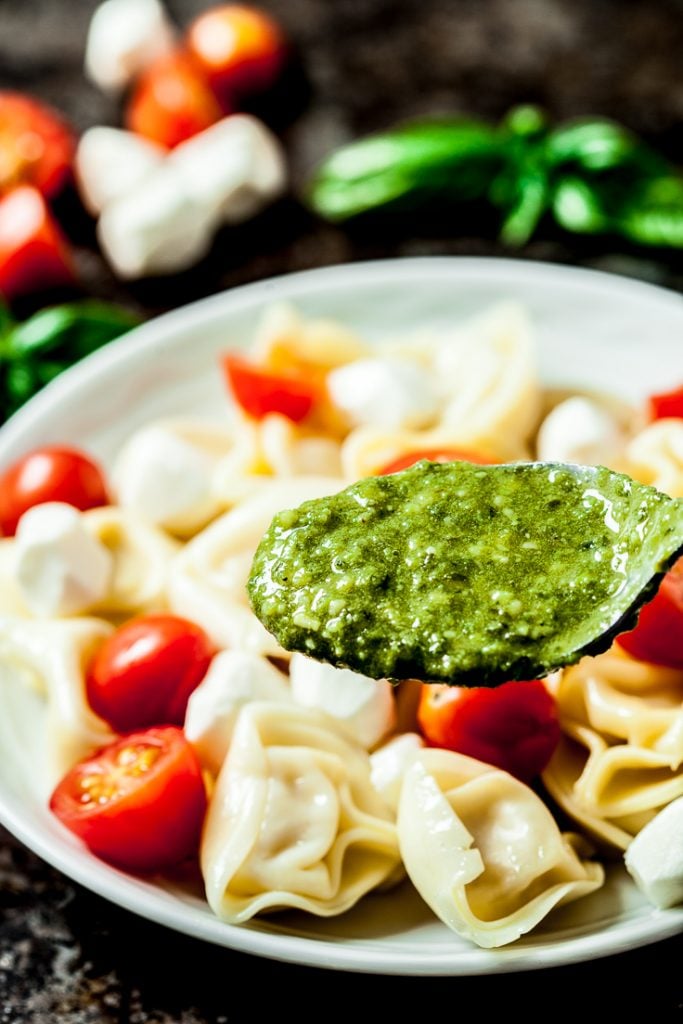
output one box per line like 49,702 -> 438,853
616,559 -> 683,668
49,726 -> 207,872
86,614 -> 215,733
648,384 -> 683,422
378,447 -> 496,475
0,185 -> 74,300
186,4 -> 287,104
417,679 -> 560,783
0,92 -> 75,198
125,50 -> 223,149
0,445 -> 108,537
222,353 -> 319,422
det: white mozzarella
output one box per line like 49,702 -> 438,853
113,425 -> 215,533
289,654 -> 396,749
370,732 -> 424,811
170,115 -> 286,224
75,127 -> 165,215
327,358 -> 441,430
184,650 -> 291,773
625,797 -> 683,908
85,0 -> 175,93
14,503 -> 113,617
536,397 -> 623,465
97,166 -> 218,278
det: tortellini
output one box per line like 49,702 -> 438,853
0,615 -> 114,783
398,749 -> 603,948
624,418 -> 683,497
168,476 -> 342,654
201,702 -> 401,922
542,649 -> 683,850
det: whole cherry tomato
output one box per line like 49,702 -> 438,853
49,726 -> 207,872
0,185 -> 74,300
0,445 -> 109,537
417,679 -> 560,783
222,353 -> 320,422
378,447 -> 496,475
0,92 -> 75,198
186,4 -> 287,104
86,614 -> 215,733
126,50 -> 222,149
648,384 -> 683,421
616,559 -> 683,669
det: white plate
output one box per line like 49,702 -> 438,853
1,257 -> 682,976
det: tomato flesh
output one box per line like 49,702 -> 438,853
0,92 -> 75,198
222,353 -> 319,422
50,726 -> 207,872
86,614 -> 215,733
186,4 -> 287,103
616,559 -> 683,668
126,50 -> 223,149
648,384 -> 683,421
417,679 -> 560,783
0,445 -> 109,537
378,447 -> 496,475
0,185 -> 74,300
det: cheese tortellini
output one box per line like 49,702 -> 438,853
398,749 -> 604,948
201,702 -> 401,922
624,418 -> 683,498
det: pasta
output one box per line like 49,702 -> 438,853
624,419 -> 683,497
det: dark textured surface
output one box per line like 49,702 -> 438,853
1,0 -> 682,1019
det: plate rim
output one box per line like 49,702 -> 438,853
1,254 -> 683,975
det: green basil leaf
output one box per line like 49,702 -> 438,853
307,120 -> 505,221
498,171 -> 550,246
6,301 -> 139,360
552,176 -> 611,234
618,176 -> 683,247
543,119 -> 667,175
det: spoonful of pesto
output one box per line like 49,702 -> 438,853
248,461 -> 683,686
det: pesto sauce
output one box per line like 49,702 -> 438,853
248,461 -> 683,685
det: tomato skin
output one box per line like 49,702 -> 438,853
648,384 -> 683,421
0,185 -> 74,300
222,353 -> 319,422
616,560 -> 683,669
417,679 -> 560,783
0,92 -> 75,198
0,445 -> 109,537
86,614 -> 215,733
378,447 -> 496,475
186,4 -> 287,104
49,726 -> 207,872
126,50 -> 223,149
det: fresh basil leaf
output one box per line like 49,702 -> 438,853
6,301 -> 139,360
552,176 -> 611,234
543,119 -> 667,175
307,120 -> 505,221
618,176 -> 683,247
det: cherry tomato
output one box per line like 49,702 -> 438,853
0,185 -> 74,300
616,559 -> 683,668
125,50 -> 223,150
49,726 -> 207,872
222,353 -> 320,422
648,384 -> 683,421
0,445 -> 108,537
86,614 -> 215,733
417,679 -> 560,783
378,447 -> 496,475
186,4 -> 287,104
0,92 -> 75,198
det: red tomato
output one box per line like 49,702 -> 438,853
222,353 -> 319,422
648,384 -> 683,421
0,185 -> 74,300
378,447 -> 496,475
125,50 -> 223,149
186,4 -> 287,104
417,679 -> 560,783
86,614 -> 215,733
0,445 -> 109,537
616,559 -> 683,669
49,726 -> 207,872
0,92 -> 75,198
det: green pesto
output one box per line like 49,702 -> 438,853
248,461 -> 683,686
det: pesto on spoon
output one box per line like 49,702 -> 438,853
248,461 -> 683,686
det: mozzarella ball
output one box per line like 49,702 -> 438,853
536,396 -> 623,465
327,358 -> 441,430
625,797 -> 683,909
75,127 -> 165,215
85,0 -> 175,93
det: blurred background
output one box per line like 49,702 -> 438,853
0,1 -> 682,1020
